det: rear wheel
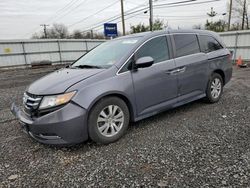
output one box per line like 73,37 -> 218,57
205,73 -> 223,103
88,97 -> 130,144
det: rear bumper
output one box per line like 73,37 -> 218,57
11,102 -> 88,145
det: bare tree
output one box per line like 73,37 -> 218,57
31,32 -> 40,39
94,32 -> 105,39
193,24 -> 202,29
229,0 -> 250,30
31,23 -> 69,39
71,30 -> 85,39
47,23 -> 69,39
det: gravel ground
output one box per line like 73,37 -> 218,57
0,66 -> 249,187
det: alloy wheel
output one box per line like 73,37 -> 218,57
210,78 -> 222,99
97,105 -> 124,137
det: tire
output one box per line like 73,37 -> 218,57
88,96 -> 130,144
204,73 -> 223,103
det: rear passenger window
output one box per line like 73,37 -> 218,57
136,36 -> 169,64
200,35 -> 223,53
173,34 -> 200,57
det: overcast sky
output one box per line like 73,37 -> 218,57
0,0 -> 228,39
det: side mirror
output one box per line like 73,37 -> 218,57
135,56 -> 154,69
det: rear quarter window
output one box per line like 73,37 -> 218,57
173,34 -> 200,58
199,35 -> 223,53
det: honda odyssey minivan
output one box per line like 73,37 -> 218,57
11,30 -> 232,145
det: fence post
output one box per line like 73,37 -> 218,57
57,40 -> 62,64
85,40 -> 88,52
21,42 -> 28,67
234,32 -> 239,64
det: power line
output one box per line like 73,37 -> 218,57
76,1 -> 149,30
51,0 -> 88,23
22,0 -> 81,38
154,0 -> 220,8
24,0 -> 90,38
83,1 -> 226,32
49,0 -> 79,21
94,10 -> 148,32
68,0 -> 120,28
154,0 -> 196,7
79,6 -> 149,33
80,0 -> 201,33
80,8 -> 148,33
136,15 -> 209,20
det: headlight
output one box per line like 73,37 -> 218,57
39,91 -> 76,110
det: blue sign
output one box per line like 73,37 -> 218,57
104,23 -> 118,37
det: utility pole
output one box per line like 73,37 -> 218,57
228,0 -> 232,31
120,0 -> 125,35
149,0 -> 153,31
246,12 -> 249,29
40,24 -> 49,38
242,0 -> 246,30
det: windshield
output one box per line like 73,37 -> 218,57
71,37 -> 140,69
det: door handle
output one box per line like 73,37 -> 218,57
165,67 -> 186,75
178,67 -> 186,73
165,69 -> 179,75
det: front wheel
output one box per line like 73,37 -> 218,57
205,73 -> 223,103
88,97 -> 130,144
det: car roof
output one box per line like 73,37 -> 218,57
119,29 -> 218,39
117,29 -> 223,47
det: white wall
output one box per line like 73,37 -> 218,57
219,30 -> 250,62
0,31 -> 250,67
0,39 -> 105,67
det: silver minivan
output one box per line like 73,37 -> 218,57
11,30 -> 232,145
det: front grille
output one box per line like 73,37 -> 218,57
23,92 -> 42,116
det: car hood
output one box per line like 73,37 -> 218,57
27,68 -> 104,95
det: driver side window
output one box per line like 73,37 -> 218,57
118,36 -> 170,74
136,36 -> 170,64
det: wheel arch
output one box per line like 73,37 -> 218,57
87,92 -> 135,122
213,69 -> 225,85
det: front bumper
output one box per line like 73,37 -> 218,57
10,102 -> 88,145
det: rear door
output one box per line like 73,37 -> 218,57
172,33 -> 208,101
198,34 -> 231,81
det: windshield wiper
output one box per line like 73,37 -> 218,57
71,64 -> 103,69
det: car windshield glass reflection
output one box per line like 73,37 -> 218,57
71,37 -> 140,69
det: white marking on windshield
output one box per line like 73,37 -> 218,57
122,39 -> 138,44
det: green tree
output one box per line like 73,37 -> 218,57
205,19 -> 227,32
130,23 -> 149,33
152,19 -> 165,30
130,19 -> 165,34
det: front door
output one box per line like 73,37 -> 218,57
131,36 -> 178,117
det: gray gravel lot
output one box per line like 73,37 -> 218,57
0,66 -> 250,187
